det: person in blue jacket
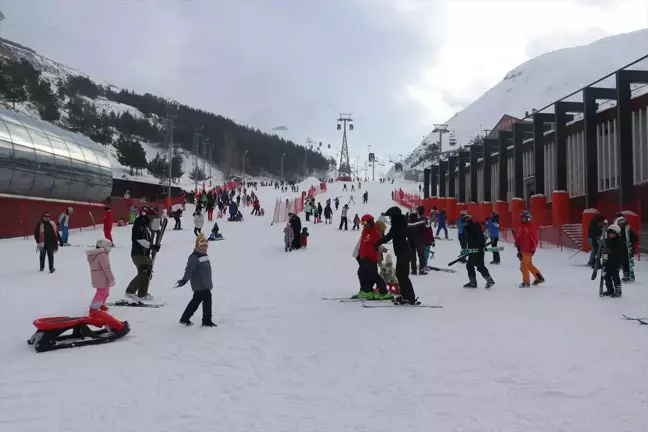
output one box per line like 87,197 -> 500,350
486,212 -> 501,264
435,208 -> 448,239
457,210 -> 468,263
228,201 -> 238,221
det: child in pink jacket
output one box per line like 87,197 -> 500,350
86,239 -> 116,313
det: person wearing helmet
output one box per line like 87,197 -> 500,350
513,210 -> 544,288
124,205 -> 159,303
600,224 -> 624,297
376,207 -> 419,305
461,213 -> 495,288
614,216 -> 637,282
456,210 -> 469,263
351,214 -> 391,300
86,238 -> 116,314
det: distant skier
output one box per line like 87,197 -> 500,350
600,224 -> 624,297
86,239 -> 115,314
177,233 -> 216,327
193,208 -> 205,236
58,207 -> 73,246
103,204 -> 114,244
34,212 -> 59,273
486,212 -> 500,264
352,214 -> 360,230
301,227 -> 310,248
461,213 -> 495,289
283,221 -> 294,252
334,197 -> 340,211
339,204 -> 349,230
324,202 -> 333,224
362,191 -> 368,204
435,208 -> 448,239
513,210 -> 543,287
376,206 -> 419,305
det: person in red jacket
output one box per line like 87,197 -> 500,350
352,214 -> 391,300
513,210 -> 545,287
103,204 -> 114,244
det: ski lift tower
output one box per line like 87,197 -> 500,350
337,113 -> 353,179
432,124 -> 450,155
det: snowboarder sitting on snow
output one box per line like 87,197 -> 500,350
352,214 -> 360,230
301,227 -> 310,248
177,233 -> 216,327
284,221 -> 294,252
86,238 -> 115,314
379,253 -> 399,295
208,222 -> 223,241
513,210 -> 544,288
600,224 -> 624,297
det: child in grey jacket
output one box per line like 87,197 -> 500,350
177,233 -> 216,327
283,221 -> 294,252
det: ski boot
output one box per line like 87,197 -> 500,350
518,282 -> 531,288
611,284 -> 622,298
139,294 -> 155,303
351,291 -> 374,300
419,268 -> 428,275
373,291 -> 394,300
392,296 -> 421,305
532,273 -> 545,286
411,269 -> 417,275
202,321 -> 217,327
463,277 -> 477,289
179,319 -> 194,326
485,276 -> 495,289
622,272 -> 630,283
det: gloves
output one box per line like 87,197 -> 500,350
517,252 -> 522,260
152,244 -> 161,252
177,279 -> 187,287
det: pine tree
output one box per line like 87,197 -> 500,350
147,152 -> 168,181
171,152 -> 184,181
114,135 -> 148,175
189,166 -> 207,182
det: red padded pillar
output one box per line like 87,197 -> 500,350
581,209 -> 599,252
551,191 -> 570,228
495,200 -> 509,230
422,198 -> 433,216
510,197 -> 525,232
480,202 -> 492,222
467,202 -> 479,221
437,197 -> 447,214
430,196 -> 439,210
530,194 -> 547,227
446,198 -> 457,223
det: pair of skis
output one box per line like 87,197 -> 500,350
447,240 -> 501,267
591,220 -> 608,296
321,297 -> 442,308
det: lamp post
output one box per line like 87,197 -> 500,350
165,104 -> 178,208
242,150 -> 248,180
280,152 -> 285,183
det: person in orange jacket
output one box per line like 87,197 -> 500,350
513,210 -> 545,287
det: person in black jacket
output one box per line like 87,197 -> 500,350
289,213 -> 302,250
125,206 -> 159,302
33,212 -> 59,273
600,224 -> 624,297
587,213 -> 604,268
614,216 -> 638,282
461,213 -> 495,289
376,206 -> 419,305
407,206 -> 428,275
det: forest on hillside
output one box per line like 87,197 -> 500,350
0,57 -> 331,182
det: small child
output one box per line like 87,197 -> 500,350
301,227 -> 309,248
209,221 -> 223,241
283,222 -> 294,252
86,238 -> 115,314
193,209 -> 205,236
117,216 -> 127,227
177,233 -> 216,327
352,214 -> 360,230
379,253 -> 399,294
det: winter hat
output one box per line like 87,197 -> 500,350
607,224 -> 621,235
385,253 -> 393,265
195,233 -> 208,247
96,238 -> 113,251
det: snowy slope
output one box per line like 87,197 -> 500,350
394,29 -> 648,176
0,180 -> 645,431
0,39 -> 225,189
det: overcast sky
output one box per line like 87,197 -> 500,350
1,0 -> 647,163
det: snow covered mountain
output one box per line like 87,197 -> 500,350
393,28 -> 648,176
0,38 -> 225,190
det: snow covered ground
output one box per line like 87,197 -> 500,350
0,180 -> 646,432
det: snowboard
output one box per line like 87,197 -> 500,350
361,303 -> 443,309
107,300 -> 165,308
149,218 -> 168,280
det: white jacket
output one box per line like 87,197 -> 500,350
193,213 -> 205,229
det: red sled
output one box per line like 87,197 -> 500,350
27,310 -> 130,353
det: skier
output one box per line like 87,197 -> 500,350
351,214 -> 391,300
334,197 -> 340,211
103,204 -> 114,244
513,210 -> 544,287
324,202 -> 333,224
283,221 -> 294,252
193,208 -> 205,236
86,239 -> 115,313
407,206 -> 428,275
600,224 -> 624,297
317,202 -> 323,223
301,227 -> 310,248
587,213 -> 604,268
304,200 -> 312,222
177,233 -> 216,327
34,212 -> 59,273
435,208 -> 448,239
58,206 -> 73,246
461,213 -> 495,289
339,204 -> 349,230
614,216 -> 638,282
486,211 -> 501,264
376,206 -> 419,305
173,207 -> 183,230
352,214 -> 360,230
125,206 -> 159,303
362,191 -> 368,204
349,194 -> 355,204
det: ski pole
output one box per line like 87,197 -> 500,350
568,249 -> 581,259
